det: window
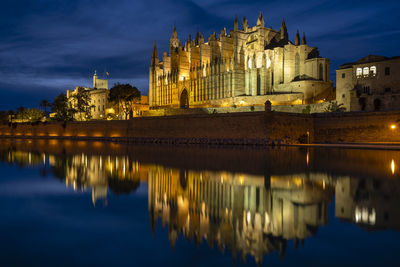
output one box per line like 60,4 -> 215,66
385,67 -> 390,75
363,86 -> 370,94
342,94 -> 345,98
319,63 -> 323,80
342,73 -> 346,79
295,53 -> 300,77
363,67 -> 369,77
385,88 -> 391,93
370,66 -> 376,76
356,68 -> 362,78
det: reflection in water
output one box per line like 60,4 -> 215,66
148,170 -> 333,264
1,140 -> 400,264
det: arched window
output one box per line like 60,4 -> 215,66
295,53 -> 300,78
363,67 -> 369,76
248,57 -> 252,69
319,63 -> 323,80
370,66 -> 377,76
356,68 -> 362,78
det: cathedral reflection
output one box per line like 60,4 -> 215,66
148,170 -> 333,264
1,143 -> 400,263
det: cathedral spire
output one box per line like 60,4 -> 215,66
257,12 -> 264,27
170,25 -> 180,53
171,24 -> 178,39
243,16 -> 248,31
234,15 -> 238,31
280,18 -> 288,41
302,32 -> 307,45
151,41 -> 159,67
152,41 -> 158,60
295,30 -> 300,46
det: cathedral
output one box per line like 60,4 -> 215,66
149,13 -> 333,109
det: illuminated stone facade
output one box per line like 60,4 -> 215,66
149,14 -> 333,109
336,55 -> 400,111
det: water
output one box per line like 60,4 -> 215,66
0,139 -> 399,266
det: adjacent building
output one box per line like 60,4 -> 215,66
66,72 -> 149,120
336,55 -> 400,111
149,14 -> 333,109
66,71 -> 109,120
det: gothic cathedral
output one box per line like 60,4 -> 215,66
149,13 -> 333,109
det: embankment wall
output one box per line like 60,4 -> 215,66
0,112 -> 313,145
1,110 -> 400,145
313,111 -> 400,143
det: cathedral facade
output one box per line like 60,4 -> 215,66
149,13 -> 333,109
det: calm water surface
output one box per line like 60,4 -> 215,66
0,139 -> 399,266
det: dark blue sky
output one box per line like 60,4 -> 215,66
1,0 -> 399,110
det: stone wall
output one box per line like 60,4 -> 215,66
143,101 -> 330,117
0,112 -> 313,145
2,110 -> 400,145
313,111 -> 400,143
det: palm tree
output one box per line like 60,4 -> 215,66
40,100 -> 50,114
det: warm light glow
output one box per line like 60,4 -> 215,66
391,159 -> 395,175
390,124 -> 396,130
306,151 -> 309,166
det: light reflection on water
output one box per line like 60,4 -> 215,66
0,139 -> 400,265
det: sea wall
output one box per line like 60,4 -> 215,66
1,110 -> 400,145
0,112 -> 313,145
313,111 -> 400,143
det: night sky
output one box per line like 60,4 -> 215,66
1,0 -> 399,110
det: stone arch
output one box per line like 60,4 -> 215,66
180,88 -> 189,109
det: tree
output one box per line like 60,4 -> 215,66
40,99 -> 50,114
15,107 -> 44,122
26,108 -> 45,122
324,101 -> 346,113
16,106 -> 27,121
52,93 -> 75,122
72,87 -> 93,121
109,83 -> 141,119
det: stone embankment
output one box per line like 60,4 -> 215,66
1,110 -> 400,146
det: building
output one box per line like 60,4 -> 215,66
336,55 -> 400,111
149,13 -> 333,109
66,71 -> 109,120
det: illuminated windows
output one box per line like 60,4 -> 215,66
363,67 -> 369,76
357,66 -> 377,78
356,68 -> 362,78
370,66 -> 376,76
